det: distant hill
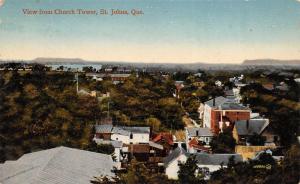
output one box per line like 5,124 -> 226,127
33,57 -> 86,64
243,59 -> 300,65
2,57 -> 300,71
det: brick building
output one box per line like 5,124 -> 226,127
203,96 -> 251,134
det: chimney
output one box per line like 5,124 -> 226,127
213,98 -> 216,106
196,130 -> 199,136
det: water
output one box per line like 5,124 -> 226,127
47,64 -> 102,72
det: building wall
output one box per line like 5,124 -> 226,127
203,104 -> 212,128
95,133 -> 111,140
210,110 -> 221,133
211,110 -> 251,134
224,111 -> 250,122
111,133 -> 149,144
114,147 -> 121,162
165,154 -> 188,180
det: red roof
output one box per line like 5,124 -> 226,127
188,138 -> 209,152
152,133 -> 174,145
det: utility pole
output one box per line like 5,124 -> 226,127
107,101 -> 110,118
76,72 -> 79,94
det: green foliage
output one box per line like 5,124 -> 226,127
178,155 -> 206,184
106,74 -> 184,129
247,133 -> 266,146
86,142 -> 115,155
91,159 -> 173,184
209,144 -> 300,184
241,80 -> 300,146
0,71 -> 103,162
210,129 -> 236,153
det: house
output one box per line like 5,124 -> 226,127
94,124 -> 114,140
164,147 -> 188,180
125,144 -> 151,162
111,126 -> 150,144
203,96 -> 251,134
94,125 -> 150,145
151,132 -> 174,156
185,127 -> 213,153
194,153 -> 243,180
233,119 -> 278,145
110,74 -> 131,84
164,148 -> 243,180
0,147 -> 115,184
188,138 -> 210,153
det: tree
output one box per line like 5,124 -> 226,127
247,133 -> 266,146
87,142 -> 115,155
146,117 -> 161,132
178,155 -> 205,184
91,158 -> 173,184
210,129 -> 236,153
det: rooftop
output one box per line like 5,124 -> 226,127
164,147 -> 188,166
95,124 -> 113,134
186,127 -> 213,137
194,153 -> 243,165
205,96 -> 249,110
235,119 -> 270,136
112,126 -> 150,136
0,146 -> 114,184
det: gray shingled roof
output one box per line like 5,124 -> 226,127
0,147 -> 114,184
195,153 -> 243,165
112,126 -> 150,136
110,74 -> 131,78
205,96 -> 248,110
205,96 -> 228,107
164,147 -> 188,166
186,127 -> 213,137
95,124 -> 113,134
219,102 -> 248,110
235,119 -> 269,136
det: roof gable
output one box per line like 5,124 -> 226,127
235,119 -> 270,136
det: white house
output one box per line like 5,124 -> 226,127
111,126 -> 150,144
164,147 -> 188,180
164,151 -> 243,180
195,153 -> 243,179
185,127 -> 213,153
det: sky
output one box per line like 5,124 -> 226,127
0,0 -> 300,63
